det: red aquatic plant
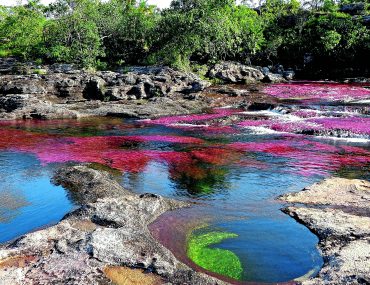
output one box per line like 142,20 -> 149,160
264,82 -> 370,102
308,117 -> 370,136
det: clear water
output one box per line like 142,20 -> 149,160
0,82 -> 369,283
0,152 -> 75,243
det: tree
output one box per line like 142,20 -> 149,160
43,0 -> 104,67
0,0 -> 46,59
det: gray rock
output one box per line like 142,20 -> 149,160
281,178 -> 370,285
283,69 -> 295,80
0,61 -> 213,120
208,61 -> 264,83
339,3 -> 365,15
261,67 -> 270,75
0,81 -> 45,95
83,76 -> 107,101
53,164 -> 128,204
262,73 -> 286,83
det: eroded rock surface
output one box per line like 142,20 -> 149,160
0,59 -> 213,120
280,178 -> 370,285
281,178 -> 370,216
0,164 -> 229,285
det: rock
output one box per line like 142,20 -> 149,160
208,61 -> 264,83
339,3 -> 365,15
0,58 -> 17,75
283,69 -> 295,80
363,15 -> 370,27
0,80 -> 45,95
246,102 -> 276,111
280,177 -> 370,285
103,266 -> 162,285
0,95 -> 30,112
50,63 -> 78,73
0,164 -> 228,285
271,64 -> 284,75
0,59 -> 213,120
280,178 -> 370,216
83,76 -> 106,101
214,86 -> 248,97
262,73 -> 286,83
283,207 -> 370,239
118,73 -> 136,85
261,67 -> 270,75
52,164 -> 128,204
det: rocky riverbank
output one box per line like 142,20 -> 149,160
280,178 -> 370,285
0,164 -> 229,285
0,59 -> 277,121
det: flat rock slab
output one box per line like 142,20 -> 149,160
280,178 -> 370,216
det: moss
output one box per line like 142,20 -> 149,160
187,229 -> 243,280
0,49 -> 11,57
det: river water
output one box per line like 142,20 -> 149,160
0,82 -> 369,283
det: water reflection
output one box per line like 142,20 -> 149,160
0,152 -> 75,243
0,188 -> 29,223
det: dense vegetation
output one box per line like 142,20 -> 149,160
0,0 -> 369,77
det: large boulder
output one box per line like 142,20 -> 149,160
208,61 -> 264,83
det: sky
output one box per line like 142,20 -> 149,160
0,0 -> 173,8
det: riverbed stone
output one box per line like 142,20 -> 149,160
0,58 -> 213,120
208,61 -> 264,83
281,177 -> 370,285
280,178 -> 370,216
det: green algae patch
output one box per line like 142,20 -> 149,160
187,230 -> 243,280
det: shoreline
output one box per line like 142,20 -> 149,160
0,59 -> 369,284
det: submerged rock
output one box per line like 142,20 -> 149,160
280,178 -> 370,285
0,164 -> 229,285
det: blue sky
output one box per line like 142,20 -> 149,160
0,0 -> 173,8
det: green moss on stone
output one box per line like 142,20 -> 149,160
187,230 -> 243,280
